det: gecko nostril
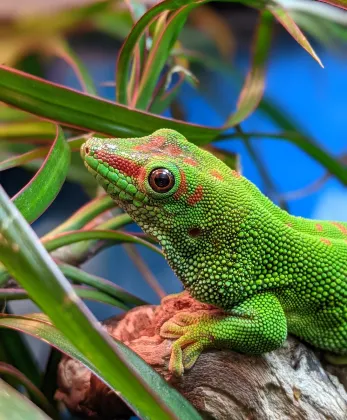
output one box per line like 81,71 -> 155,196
85,146 -> 90,155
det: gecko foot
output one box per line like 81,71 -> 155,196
160,312 -> 217,376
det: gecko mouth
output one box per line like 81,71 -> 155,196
81,145 -> 148,208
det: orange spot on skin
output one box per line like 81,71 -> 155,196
210,169 -> 224,181
165,145 -> 182,156
316,224 -> 323,232
320,238 -> 331,246
137,167 -> 147,192
173,170 -> 188,200
231,170 -> 241,178
95,151 -> 142,178
187,185 -> 204,206
183,157 -> 198,166
287,222 -> 293,228
331,222 -> 347,235
134,136 -> 166,151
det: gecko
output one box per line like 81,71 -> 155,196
81,128 -> 347,376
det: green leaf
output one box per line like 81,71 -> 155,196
0,313 -> 202,420
0,286 -> 130,310
44,194 -> 115,238
0,121 -> 56,140
267,3 -> 323,67
42,229 -> 162,256
134,5 -> 194,110
225,11 -> 273,126
0,135 -> 84,172
0,325 -> 41,388
0,187 -> 199,419
59,263 -> 147,307
51,38 -> 97,96
0,362 -> 58,419
318,0 -> 347,10
0,65 -> 218,143
0,379 -> 50,420
12,126 -> 70,223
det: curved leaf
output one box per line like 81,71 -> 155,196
42,229 -> 163,256
318,0 -> 347,11
59,263 -> 147,307
0,379 -> 50,420
12,126 -> 70,223
0,286 -> 130,310
0,313 -> 202,420
0,187 -> 198,419
0,363 -> 57,419
0,121 -> 56,140
225,11 -> 273,127
0,135 -> 85,172
0,65 -> 218,142
267,4 -> 323,67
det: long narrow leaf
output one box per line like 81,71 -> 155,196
0,379 -> 50,420
226,11 -> 273,126
43,229 -> 162,256
12,126 -> 70,223
0,287 -> 130,310
0,186 -> 199,419
0,65 -> 218,143
134,5 -> 193,110
59,263 -> 147,307
0,313 -> 202,420
0,363 -> 57,419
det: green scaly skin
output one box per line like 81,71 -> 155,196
81,129 -> 347,376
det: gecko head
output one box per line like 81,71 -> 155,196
81,129 -> 243,271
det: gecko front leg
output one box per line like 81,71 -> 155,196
160,293 -> 287,376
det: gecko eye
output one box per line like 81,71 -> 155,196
148,168 -> 175,193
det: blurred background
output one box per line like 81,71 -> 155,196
1,0 -> 347,341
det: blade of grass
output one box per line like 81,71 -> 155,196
0,121 -> 56,140
12,126 -> 70,223
0,186 -> 200,419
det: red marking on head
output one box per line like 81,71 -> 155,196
286,222 -> 293,228
331,222 -> 347,235
320,238 -> 331,246
210,169 -> 224,181
165,144 -> 182,156
173,170 -> 188,200
134,136 -> 166,152
316,224 -> 323,232
137,167 -> 147,192
96,151 -> 142,177
183,157 -> 198,167
231,170 -> 241,178
187,185 -> 204,206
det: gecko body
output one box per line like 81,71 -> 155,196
81,129 -> 347,375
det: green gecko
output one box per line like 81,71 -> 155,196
81,129 -> 347,376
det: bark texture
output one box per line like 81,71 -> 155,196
55,292 -> 347,419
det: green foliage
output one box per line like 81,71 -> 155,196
0,0 -> 346,418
